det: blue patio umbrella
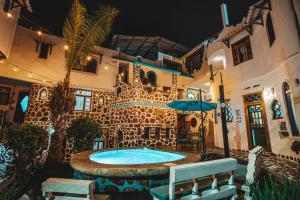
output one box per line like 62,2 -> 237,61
167,99 -> 217,154
167,99 -> 217,112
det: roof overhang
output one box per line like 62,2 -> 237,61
3,0 -> 32,13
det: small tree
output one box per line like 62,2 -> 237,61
5,123 -> 48,172
66,117 -> 102,152
47,0 -> 118,164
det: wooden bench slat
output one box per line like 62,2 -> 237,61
170,158 -> 237,183
54,196 -> 89,200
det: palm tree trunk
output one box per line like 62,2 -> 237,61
46,69 -> 72,165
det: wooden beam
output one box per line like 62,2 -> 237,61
246,26 -> 253,35
123,36 -> 135,53
143,37 -> 161,58
222,39 -> 230,48
111,36 -> 119,50
165,42 -> 177,55
134,38 -> 148,56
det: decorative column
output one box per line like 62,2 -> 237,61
170,73 -> 178,100
132,64 -> 143,100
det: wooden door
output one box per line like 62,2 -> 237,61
243,92 -> 271,151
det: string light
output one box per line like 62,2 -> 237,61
37,31 -> 42,35
4,60 -> 56,83
120,72 -> 124,76
64,45 -> 69,50
6,12 -> 12,18
105,65 -> 108,70
86,56 -> 92,61
0,60 -> 4,64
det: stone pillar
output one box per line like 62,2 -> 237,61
170,73 -> 178,99
133,64 -> 142,84
132,64 -> 143,100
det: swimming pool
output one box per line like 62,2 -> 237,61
89,148 -> 186,165
71,148 -> 198,192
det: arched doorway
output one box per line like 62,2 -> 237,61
282,82 -> 299,136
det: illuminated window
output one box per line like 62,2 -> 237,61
74,89 -> 92,111
98,96 -> 104,106
271,100 -> 282,119
39,88 -> 48,100
20,96 -> 29,112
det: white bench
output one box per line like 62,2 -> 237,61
150,158 -> 237,200
42,178 -> 107,200
241,146 -> 263,200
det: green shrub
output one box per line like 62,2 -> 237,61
5,123 -> 48,171
250,176 -> 300,200
66,117 -> 102,152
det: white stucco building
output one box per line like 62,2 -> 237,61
0,0 -> 299,160
184,0 -> 300,160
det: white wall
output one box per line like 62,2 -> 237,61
193,0 -> 300,158
0,26 -> 193,92
0,0 -> 20,58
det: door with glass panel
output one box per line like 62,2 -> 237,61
244,92 -> 271,151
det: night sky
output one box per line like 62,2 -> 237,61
21,0 -> 260,48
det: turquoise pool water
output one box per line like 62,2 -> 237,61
89,148 -> 186,165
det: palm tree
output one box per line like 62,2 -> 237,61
47,0 -> 118,164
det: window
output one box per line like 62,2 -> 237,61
72,57 -> 97,74
185,46 -> 204,74
225,99 -> 233,122
36,41 -> 52,59
282,82 -> 299,136
39,88 -> 48,100
231,36 -> 253,65
74,89 -> 92,111
266,13 -> 276,46
271,99 -> 282,119
98,96 -> 104,106
116,87 -> 122,97
163,58 -> 182,72
0,87 -> 11,105
144,127 -> 160,139
85,59 -> 97,73
147,71 -> 157,86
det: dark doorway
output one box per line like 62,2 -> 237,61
282,82 -> 299,136
118,63 -> 129,83
14,91 -> 30,123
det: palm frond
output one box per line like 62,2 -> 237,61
63,0 -> 86,70
63,1 -> 118,71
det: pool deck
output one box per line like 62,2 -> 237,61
70,149 -> 200,178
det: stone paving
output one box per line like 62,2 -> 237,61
206,148 -> 300,182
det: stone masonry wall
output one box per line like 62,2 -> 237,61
24,64 -> 179,161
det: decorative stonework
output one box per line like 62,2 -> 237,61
25,64 -> 179,161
